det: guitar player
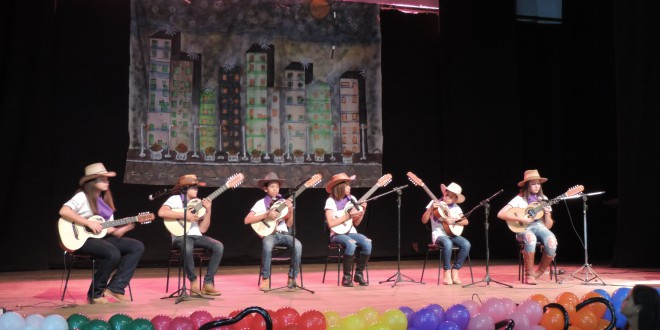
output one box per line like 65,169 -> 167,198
58,163 -> 144,304
421,182 -> 471,285
244,172 -> 302,291
496,169 -> 557,285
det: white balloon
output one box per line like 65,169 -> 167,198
0,311 -> 27,330
40,315 -> 67,330
24,315 -> 44,328
22,325 -> 41,330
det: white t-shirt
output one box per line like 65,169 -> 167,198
325,197 -> 358,235
506,195 -> 552,211
249,197 -> 289,233
162,194 -> 203,237
63,191 -> 115,221
426,200 -> 462,242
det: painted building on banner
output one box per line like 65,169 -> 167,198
218,66 -> 242,152
339,71 -> 366,154
245,44 -> 274,155
283,62 -> 313,155
307,82 -> 332,154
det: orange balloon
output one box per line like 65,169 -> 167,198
572,309 -> 597,330
556,292 -> 580,306
580,292 -> 607,319
595,318 -> 612,330
568,326 -> 583,330
559,300 -> 577,321
540,308 -> 566,330
528,293 -> 551,307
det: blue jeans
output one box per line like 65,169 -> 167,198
78,235 -> 144,299
434,235 -> 471,270
516,222 -> 557,256
172,235 -> 224,284
330,233 -> 372,256
261,232 -> 302,279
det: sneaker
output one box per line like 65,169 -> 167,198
103,289 -> 131,302
260,277 -> 270,291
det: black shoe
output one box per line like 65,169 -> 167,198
353,273 -> 368,286
342,274 -> 354,287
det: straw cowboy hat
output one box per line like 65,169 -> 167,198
440,182 -> 466,204
79,163 -> 116,186
325,173 -> 356,193
174,174 -> 206,190
257,172 -> 286,187
517,169 -> 548,187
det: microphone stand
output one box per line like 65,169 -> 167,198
463,189 -> 512,288
265,186 -> 314,293
378,185 -> 423,287
565,191 -> 606,285
160,185 -> 214,303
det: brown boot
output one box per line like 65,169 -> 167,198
521,251 -> 537,285
189,279 -> 202,295
260,277 -> 270,291
202,283 -> 222,296
451,269 -> 462,285
443,269 -> 453,285
533,254 -> 554,279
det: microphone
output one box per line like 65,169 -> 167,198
148,187 -> 182,201
330,45 -> 335,59
349,195 -> 362,212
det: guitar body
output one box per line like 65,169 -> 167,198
504,203 -> 545,233
251,203 -> 289,237
58,216 -> 108,252
442,222 -> 464,237
163,199 -> 207,237
330,204 -> 356,235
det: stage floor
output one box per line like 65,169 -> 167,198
1,260 -> 658,321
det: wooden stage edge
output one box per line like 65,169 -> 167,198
1,260 -> 658,320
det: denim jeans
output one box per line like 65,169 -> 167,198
434,235 -> 471,270
78,235 -> 144,299
330,233 -> 372,256
261,232 -> 302,279
516,222 -> 557,256
172,235 -> 224,284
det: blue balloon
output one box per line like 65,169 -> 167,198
436,320 -> 460,330
399,306 -> 415,323
445,305 -> 470,330
612,298 -> 628,329
426,304 -> 446,322
412,308 -> 440,330
593,288 -> 614,321
612,287 -> 631,304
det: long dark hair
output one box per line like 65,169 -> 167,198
80,179 -> 116,215
519,181 -> 546,201
630,284 -> 660,330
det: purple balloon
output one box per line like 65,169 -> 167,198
399,306 -> 415,323
507,311 -> 530,330
436,320 -> 461,330
459,300 -> 480,317
500,298 -> 517,316
516,300 -> 542,326
412,308 -> 440,330
467,314 -> 494,330
445,304 -> 470,330
427,304 -> 447,322
480,298 -> 505,322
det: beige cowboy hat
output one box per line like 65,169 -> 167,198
325,173 -> 356,193
257,172 -> 286,187
174,174 -> 206,190
79,163 -> 116,186
517,169 -> 548,187
440,182 -> 466,204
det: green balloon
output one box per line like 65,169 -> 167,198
109,314 -> 133,330
128,318 -> 155,330
67,314 -> 90,330
83,319 -> 112,330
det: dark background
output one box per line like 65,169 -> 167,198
2,0 -> 658,271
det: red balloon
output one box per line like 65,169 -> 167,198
151,315 -> 172,330
249,315 -> 267,330
169,316 -> 194,330
189,310 -> 213,330
276,307 -> 301,327
210,316 -> 233,330
299,310 -> 326,330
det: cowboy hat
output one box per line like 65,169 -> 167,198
517,169 -> 548,187
257,172 -> 286,187
174,174 -> 206,190
79,163 -> 116,186
440,182 -> 466,204
325,173 -> 356,193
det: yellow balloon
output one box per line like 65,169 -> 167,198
341,314 -> 366,330
380,309 -> 407,330
367,321 -> 390,330
327,326 -> 343,330
358,307 -> 380,325
324,311 -> 341,327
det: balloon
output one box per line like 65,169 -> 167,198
517,300 -> 543,326
68,314 -> 91,330
501,298 -> 517,316
129,319 -> 154,330
530,326 -> 545,330
150,316 -> 172,330
557,301 -> 576,322
436,321 -> 461,330
0,312 -> 26,330
323,311 -> 341,328
540,308 -> 565,330
83,320 -> 111,330
169,317 -> 194,330
555,292 -> 579,307
366,321 -> 390,330
458,300 -> 480,317
276,307 -> 300,327
109,314 -> 133,330
426,304 -> 446,322
248,314 -> 267,330
445,304 -> 470,330
411,308 -> 440,330
467,314 -> 494,330
380,309 -> 408,330
399,306 -> 415,323
189,311 -> 212,330
209,317 -> 233,330
480,298 -> 505,322
227,310 -> 253,330
507,311 -> 530,330
298,310 -> 325,330
357,307 -> 379,325
595,318 -> 611,330
572,309 -> 597,330
25,314 -> 45,328
612,298 -> 627,330
282,325 -> 301,330
340,314 -> 365,330
527,294 -> 550,308
591,289 -> 612,321
611,288 -> 631,305
579,292 -> 607,319
43,315 -> 69,330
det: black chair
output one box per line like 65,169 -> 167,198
165,247 -> 211,292
61,250 -> 133,302
257,245 -> 303,289
322,242 -> 369,286
517,241 -> 558,284
419,243 -> 474,285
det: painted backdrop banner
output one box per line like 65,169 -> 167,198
125,0 -> 383,188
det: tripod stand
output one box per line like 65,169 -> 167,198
464,189 -> 512,288
265,186 -> 314,293
160,186 -> 214,303
378,185 -> 423,287
566,191 -> 606,285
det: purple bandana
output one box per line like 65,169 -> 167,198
97,196 -> 113,220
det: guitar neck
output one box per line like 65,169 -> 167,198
100,216 -> 137,229
420,185 -> 440,204
357,183 -> 383,203
191,185 -> 229,212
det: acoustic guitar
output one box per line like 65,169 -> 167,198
504,185 -> 584,233
58,212 -> 154,252
407,172 -> 465,237
329,174 -> 393,235
164,173 -> 244,236
251,174 -> 323,237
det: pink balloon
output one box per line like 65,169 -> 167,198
501,298 -> 517,316
480,298 -> 505,322
530,325 -> 546,330
467,313 -> 494,330
151,315 -> 173,330
459,300 -> 480,317
507,311 -> 530,330
169,316 -> 194,330
189,310 -> 213,330
517,300 -> 543,326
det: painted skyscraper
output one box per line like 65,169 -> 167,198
306,82 -> 332,154
283,62 -> 313,154
245,44 -> 274,154
339,71 -> 366,154
218,67 -> 242,152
